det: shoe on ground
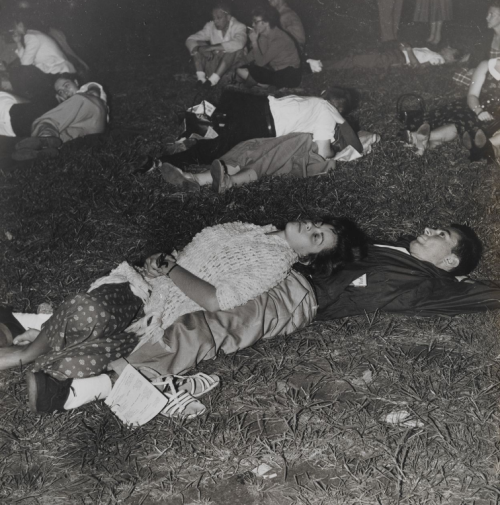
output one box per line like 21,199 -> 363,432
210,159 -> 232,194
15,136 -> 62,151
195,79 -> 206,89
26,370 -> 73,414
414,123 -> 430,156
159,162 -> 200,192
134,156 -> 162,175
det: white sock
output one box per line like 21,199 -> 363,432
196,71 -> 206,82
63,374 -> 112,410
208,73 -> 220,86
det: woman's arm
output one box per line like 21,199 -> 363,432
467,61 -> 494,121
144,254 -> 220,312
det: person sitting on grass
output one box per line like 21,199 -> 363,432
157,130 -> 380,194
0,75 -> 108,161
11,222 -> 495,419
186,1 -> 247,88
0,218 -> 367,419
323,43 -> 461,71
453,1 -> 500,88
236,5 -> 301,89
404,57 -> 500,160
8,21 -> 76,103
268,0 -> 306,51
141,87 -> 363,173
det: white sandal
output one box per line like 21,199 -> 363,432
153,372 -> 220,398
159,376 -> 206,420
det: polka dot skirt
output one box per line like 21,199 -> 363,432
33,283 -> 142,380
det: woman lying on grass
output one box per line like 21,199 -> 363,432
405,57 -> 500,160
0,218 -> 367,418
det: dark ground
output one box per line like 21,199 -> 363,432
1,1 -> 500,504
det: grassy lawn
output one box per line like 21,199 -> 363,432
1,2 -> 500,504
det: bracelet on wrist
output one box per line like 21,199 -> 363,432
167,263 -> 178,277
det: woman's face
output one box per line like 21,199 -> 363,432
487,7 -> 500,29
55,78 -> 79,101
284,220 -> 338,258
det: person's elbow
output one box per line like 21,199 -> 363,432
202,296 -> 221,312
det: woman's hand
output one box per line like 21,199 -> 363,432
249,31 -> 258,46
478,110 -> 494,121
143,253 -> 176,278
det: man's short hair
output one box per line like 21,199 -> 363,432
213,1 -> 232,15
449,224 -> 483,276
490,0 -> 500,10
322,87 -> 355,115
252,5 -> 280,28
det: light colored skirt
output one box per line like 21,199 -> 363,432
414,0 -> 452,22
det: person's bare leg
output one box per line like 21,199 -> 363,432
427,22 -> 436,43
428,124 -> 457,148
191,171 -> 212,186
432,21 -> 443,45
0,330 -> 50,370
229,168 -> 258,186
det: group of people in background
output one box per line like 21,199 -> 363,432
2,0 -> 500,423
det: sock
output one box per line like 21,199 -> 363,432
196,71 -> 206,83
208,73 -> 220,86
63,374 -> 112,410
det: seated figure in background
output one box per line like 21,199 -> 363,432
186,1 -> 247,88
8,21 -> 76,103
236,5 -> 301,89
268,0 -> 306,51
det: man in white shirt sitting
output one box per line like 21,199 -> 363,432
186,1 -> 247,88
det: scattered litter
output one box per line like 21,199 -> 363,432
251,463 -> 277,479
384,410 -> 424,428
352,369 -> 373,386
5,231 -> 13,240
37,303 -> 53,314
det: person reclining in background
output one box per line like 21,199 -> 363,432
141,87 -> 363,173
236,5 -> 301,89
0,217 -> 367,418
268,0 -> 306,51
0,75 -> 108,161
186,1 -> 247,88
324,43 -> 461,71
10,222 -> 497,418
8,21 -> 76,104
158,130 -> 380,194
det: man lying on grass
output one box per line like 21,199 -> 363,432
2,223 -> 496,420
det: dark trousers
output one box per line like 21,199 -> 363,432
161,90 -> 276,167
8,64 -> 56,102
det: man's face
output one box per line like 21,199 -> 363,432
212,8 -> 230,31
252,16 -> 268,35
487,7 -> 500,29
55,78 -> 79,101
409,227 -> 460,271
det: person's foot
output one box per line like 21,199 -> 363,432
412,123 -> 431,156
210,159 -> 232,193
13,329 -> 40,346
26,370 -> 73,414
159,163 -> 200,192
15,136 -> 62,151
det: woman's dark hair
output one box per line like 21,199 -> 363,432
321,87 -> 357,115
299,217 -> 368,278
448,224 -> 483,276
252,5 -> 280,28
